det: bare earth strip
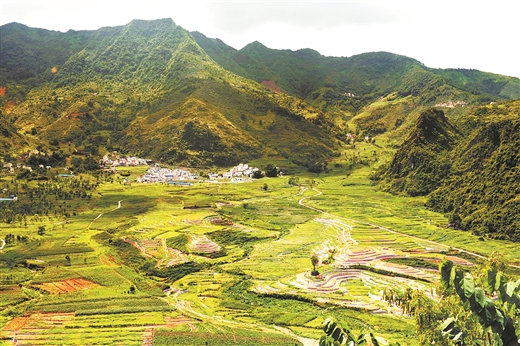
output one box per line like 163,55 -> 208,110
87,200 -> 123,229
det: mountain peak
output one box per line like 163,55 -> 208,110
127,18 -> 176,27
121,18 -> 177,34
242,40 -> 267,51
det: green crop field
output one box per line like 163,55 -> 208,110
1,142 -> 519,345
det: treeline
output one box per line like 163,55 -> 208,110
0,175 -> 97,224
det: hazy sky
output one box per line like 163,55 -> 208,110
2,0 -> 519,78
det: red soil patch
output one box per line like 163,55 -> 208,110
189,235 -> 221,254
163,316 -> 198,327
33,278 -> 100,294
209,217 -> 233,226
2,312 -> 75,343
446,255 -> 474,266
0,86 -> 6,97
100,254 -> 120,267
0,286 -> 22,295
4,99 -> 15,112
66,112 -> 81,120
3,316 -> 29,331
260,80 -> 281,93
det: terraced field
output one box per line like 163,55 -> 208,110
1,143 -> 518,345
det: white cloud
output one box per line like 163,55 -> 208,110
205,2 -> 398,33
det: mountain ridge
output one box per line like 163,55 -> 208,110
1,19 -> 339,166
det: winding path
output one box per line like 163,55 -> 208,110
87,200 -> 123,229
298,188 -> 520,269
0,239 -> 5,251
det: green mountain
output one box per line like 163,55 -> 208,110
375,102 -> 520,241
192,32 -> 520,111
377,108 -> 460,196
1,19 -> 519,240
0,19 -> 338,166
426,100 -> 520,241
0,22 -> 93,99
431,68 -> 520,100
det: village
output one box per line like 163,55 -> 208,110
2,151 -> 261,185
136,163 -> 261,184
137,166 -> 198,183
434,100 -> 468,108
100,152 -> 151,168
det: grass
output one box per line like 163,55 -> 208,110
153,329 -> 303,346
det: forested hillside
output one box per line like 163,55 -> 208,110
192,31 -> 520,118
0,19 -> 338,166
376,108 -> 460,196
375,102 -> 520,241
427,100 -> 520,240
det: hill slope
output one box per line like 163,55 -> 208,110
377,108 -> 460,196
0,19 -> 338,165
375,103 -> 520,241
0,114 -> 26,154
426,100 -> 520,240
192,32 -> 520,112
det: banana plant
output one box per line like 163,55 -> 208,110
440,260 -> 519,346
440,317 -> 468,346
320,316 -> 381,346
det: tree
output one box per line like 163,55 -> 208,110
264,164 -> 278,177
71,157 -> 83,169
311,254 -> 319,276
252,170 -> 264,179
37,226 -> 45,236
262,183 -> 268,191
308,162 -> 325,174
84,157 -> 100,171
288,176 -> 300,186
439,259 -> 518,346
395,258 -> 520,345
324,255 -> 520,346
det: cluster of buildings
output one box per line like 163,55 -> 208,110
346,133 -> 356,144
2,162 -> 43,173
100,152 -> 151,168
207,163 -> 259,180
135,163 -> 260,184
137,166 -> 198,183
434,100 -> 468,108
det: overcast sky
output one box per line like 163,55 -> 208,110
1,0 -> 519,78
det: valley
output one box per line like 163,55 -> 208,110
1,141 -> 518,345
1,18 -> 519,345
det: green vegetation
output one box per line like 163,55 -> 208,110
375,103 -> 520,240
440,260 -> 517,345
376,108 -> 460,196
1,142 -> 518,344
0,17 -> 519,346
1,19 -> 339,167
